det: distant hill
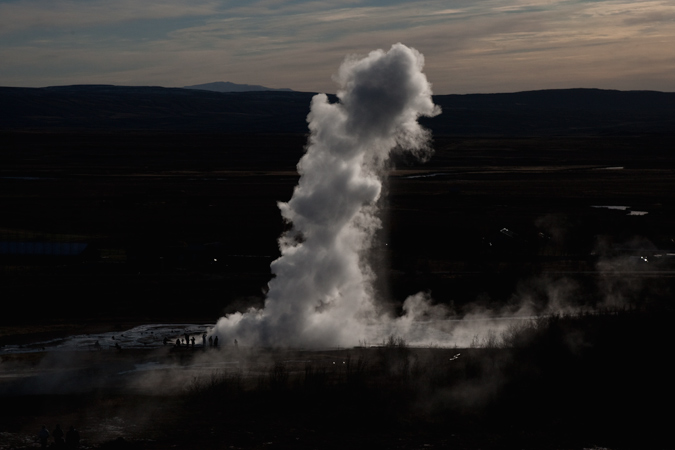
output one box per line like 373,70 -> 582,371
1,85 -> 674,135
0,85 -> 316,133
424,88 -> 675,136
184,81 -> 294,93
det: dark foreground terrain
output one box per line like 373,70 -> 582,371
1,310 -> 673,449
2,123 -> 675,448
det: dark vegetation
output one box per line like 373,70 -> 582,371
2,87 -> 675,448
2,310 -> 673,449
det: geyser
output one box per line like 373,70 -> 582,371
213,43 -> 441,347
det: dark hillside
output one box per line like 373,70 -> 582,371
2,85 -> 675,135
184,81 -> 294,92
0,85 -> 316,133
425,88 -> 675,135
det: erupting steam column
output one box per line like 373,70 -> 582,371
213,43 -> 441,348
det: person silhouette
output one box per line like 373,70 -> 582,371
65,426 -> 80,449
38,425 -> 49,449
52,424 -> 64,447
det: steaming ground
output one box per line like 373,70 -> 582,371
0,317 -> 507,398
0,324 -> 212,355
213,43 -> 443,348
3,315 -> 671,450
0,315 -> 535,355
0,314 -> 539,398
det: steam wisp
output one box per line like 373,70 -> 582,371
213,43 -> 440,347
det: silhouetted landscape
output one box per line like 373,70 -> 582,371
3,85 -> 675,134
1,86 -> 675,449
184,81 -> 295,93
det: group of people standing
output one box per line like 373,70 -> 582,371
205,333 -> 219,349
38,424 -> 79,449
164,331 -> 222,349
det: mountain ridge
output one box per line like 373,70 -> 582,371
183,81 -> 294,92
1,85 -> 674,135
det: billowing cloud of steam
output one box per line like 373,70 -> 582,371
213,43 -> 441,348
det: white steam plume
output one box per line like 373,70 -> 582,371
213,43 -> 441,347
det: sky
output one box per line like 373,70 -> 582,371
1,0 -> 674,94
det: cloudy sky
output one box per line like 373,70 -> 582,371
1,0 -> 674,94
